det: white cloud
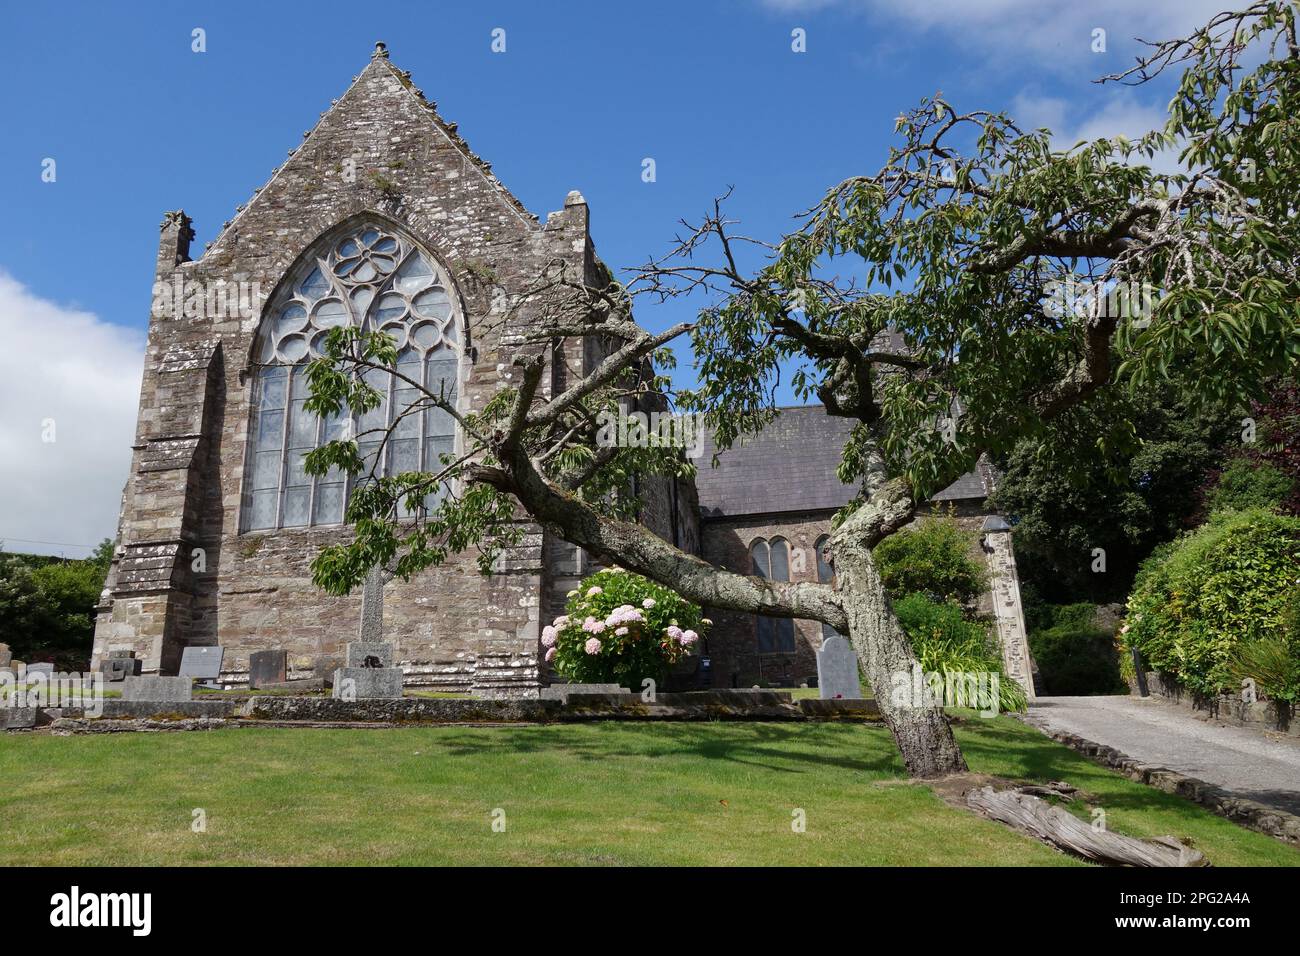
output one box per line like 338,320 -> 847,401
1013,91 -> 1188,175
761,0 -> 1229,71
0,272 -> 143,558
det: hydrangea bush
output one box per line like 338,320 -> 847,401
543,567 -> 708,689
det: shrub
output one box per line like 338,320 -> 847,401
1206,458 -> 1294,516
546,567 -> 708,690
1026,603 -> 1126,696
1123,508 -> 1300,698
1030,626 -> 1125,697
892,593 -> 1028,712
873,513 -> 987,604
1228,637 -> 1300,704
0,545 -> 110,669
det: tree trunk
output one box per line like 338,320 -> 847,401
833,501 -> 968,778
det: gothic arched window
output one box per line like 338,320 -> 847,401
815,534 -> 839,641
750,536 -> 796,653
243,221 -> 461,531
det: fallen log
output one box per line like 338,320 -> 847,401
966,784 -> 1208,867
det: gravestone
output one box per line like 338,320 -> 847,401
0,643 -> 10,669
358,565 -> 387,642
122,676 -> 193,702
25,663 -> 54,679
346,642 -> 394,669
179,646 -> 224,684
330,566 -> 404,699
816,636 -> 864,700
98,658 -> 141,682
249,650 -> 288,690
332,641 -> 404,700
0,707 -> 37,730
315,654 -> 344,688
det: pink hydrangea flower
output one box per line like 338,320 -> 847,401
615,626 -> 629,636
541,630 -> 557,649
679,629 -> 699,646
666,625 -> 683,640
544,646 -> 556,662
586,586 -> 603,597
605,605 -> 644,627
642,598 -> 656,609
553,615 -> 570,629
584,637 -> 602,655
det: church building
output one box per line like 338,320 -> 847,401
92,44 -> 1032,698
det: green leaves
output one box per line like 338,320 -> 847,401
1124,508 -> 1300,697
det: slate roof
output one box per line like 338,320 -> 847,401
695,405 -> 992,520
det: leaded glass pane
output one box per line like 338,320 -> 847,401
815,535 -> 833,584
322,409 -> 351,442
250,490 -> 278,529
288,400 -> 317,447
275,305 -> 308,337
313,482 -> 345,524
389,438 -> 419,475
252,451 -> 281,491
285,449 -> 311,487
395,254 -> 433,293
313,298 -> 348,328
299,267 -> 329,300
776,619 -> 796,653
750,539 -> 771,579
769,539 -> 791,582
393,388 -> 420,438
375,293 -> 406,324
423,436 -> 454,472
278,334 -> 308,362
413,287 -> 452,320
358,441 -> 382,475
410,321 -> 440,350
282,487 -> 310,527
256,409 -> 284,448
256,367 -> 287,410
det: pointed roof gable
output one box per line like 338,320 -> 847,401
365,41 -> 538,225
202,41 -> 542,259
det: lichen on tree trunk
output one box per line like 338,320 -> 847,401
832,483 -> 968,778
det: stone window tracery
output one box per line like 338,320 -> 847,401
243,222 -> 460,532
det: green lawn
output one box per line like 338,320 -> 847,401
1,717 -> 1295,866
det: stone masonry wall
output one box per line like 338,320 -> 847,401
700,502 -> 1034,695
93,48 -> 601,695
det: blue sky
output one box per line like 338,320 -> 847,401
0,0 -> 1221,554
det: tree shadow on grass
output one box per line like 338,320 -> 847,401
427,722 -> 904,777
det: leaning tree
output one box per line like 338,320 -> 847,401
303,3 -> 1300,777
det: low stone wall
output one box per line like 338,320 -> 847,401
58,700 -> 243,720
11,690 -> 886,729
1136,671 -> 1296,738
241,696 -> 556,723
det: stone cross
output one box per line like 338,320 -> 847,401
357,564 -> 395,641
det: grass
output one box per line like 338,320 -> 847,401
0,717 -> 1295,866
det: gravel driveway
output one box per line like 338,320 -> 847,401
1025,695 -> 1300,815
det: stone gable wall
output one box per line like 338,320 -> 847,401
93,52 -> 601,696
